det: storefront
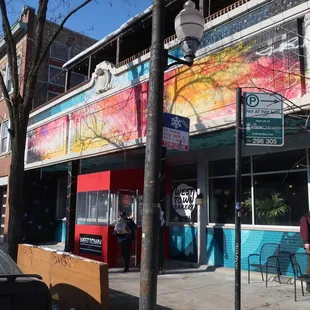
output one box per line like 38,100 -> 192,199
167,130 -> 309,272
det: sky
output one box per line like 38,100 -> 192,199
4,0 -> 153,40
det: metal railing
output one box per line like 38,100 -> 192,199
116,0 -> 251,68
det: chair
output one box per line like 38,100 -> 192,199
289,252 -> 310,301
248,243 -> 281,287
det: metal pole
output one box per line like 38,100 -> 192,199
158,146 -> 166,274
235,88 -> 242,310
139,0 -> 165,309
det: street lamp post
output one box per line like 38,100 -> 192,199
139,1 -> 204,309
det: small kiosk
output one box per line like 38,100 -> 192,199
74,167 -> 170,267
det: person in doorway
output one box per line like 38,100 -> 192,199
300,211 -> 310,292
113,212 -> 137,272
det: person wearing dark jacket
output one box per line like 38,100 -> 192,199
300,211 -> 310,292
113,212 -> 137,272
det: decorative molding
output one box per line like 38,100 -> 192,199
93,61 -> 113,94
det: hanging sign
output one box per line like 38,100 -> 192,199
172,183 -> 197,218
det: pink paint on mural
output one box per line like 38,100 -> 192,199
27,116 -> 68,163
71,83 -> 148,153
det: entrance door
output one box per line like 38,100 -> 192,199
116,190 -> 138,267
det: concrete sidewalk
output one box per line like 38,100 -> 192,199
109,260 -> 310,310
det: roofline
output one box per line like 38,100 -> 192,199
62,4 -> 153,69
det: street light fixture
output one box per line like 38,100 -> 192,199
140,1 -> 204,309
166,0 -> 204,68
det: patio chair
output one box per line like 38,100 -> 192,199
289,252 -> 310,302
248,243 -> 281,287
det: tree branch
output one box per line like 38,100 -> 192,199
0,0 -> 19,99
35,0 -> 93,72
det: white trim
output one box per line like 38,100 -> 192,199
206,223 -> 300,232
0,176 -> 8,186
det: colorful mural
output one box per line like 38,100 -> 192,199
27,116 -> 68,164
26,21 -> 302,163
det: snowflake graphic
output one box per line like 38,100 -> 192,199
171,116 -> 182,129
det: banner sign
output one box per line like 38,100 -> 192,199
79,234 -> 102,256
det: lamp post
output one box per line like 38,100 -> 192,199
139,1 -> 204,309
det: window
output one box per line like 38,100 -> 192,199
50,42 -> 68,61
1,55 -> 21,94
208,149 -> 310,226
209,177 -> 251,224
76,190 -> 109,225
254,172 -> 308,226
49,66 -> 66,86
0,120 -> 9,153
170,164 -> 198,223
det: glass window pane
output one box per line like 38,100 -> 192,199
49,67 -> 66,86
170,180 -> 198,223
209,157 -> 251,177
87,191 -> 97,225
209,177 -> 251,224
97,191 -> 109,225
51,42 -> 68,61
171,164 -> 197,181
118,192 -> 134,218
1,121 -> 8,153
254,172 -> 308,226
253,149 -> 306,173
76,192 -> 87,224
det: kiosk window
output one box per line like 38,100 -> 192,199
76,190 -> 110,226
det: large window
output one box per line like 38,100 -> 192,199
170,164 -> 198,223
49,66 -> 66,87
1,56 -> 21,94
208,149 -> 309,226
76,190 -> 109,225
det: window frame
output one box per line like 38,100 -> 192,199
48,65 -> 66,87
0,120 -> 10,154
49,41 -> 69,62
208,149 -> 310,228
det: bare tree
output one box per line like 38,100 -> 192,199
0,0 -> 93,261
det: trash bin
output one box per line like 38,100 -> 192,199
0,249 -> 52,310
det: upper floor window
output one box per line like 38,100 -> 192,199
1,56 -> 21,94
48,66 -> 66,87
50,42 -> 82,62
0,120 -> 10,154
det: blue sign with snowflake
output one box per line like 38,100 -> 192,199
162,112 -> 190,151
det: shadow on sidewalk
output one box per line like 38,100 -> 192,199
110,289 -> 173,310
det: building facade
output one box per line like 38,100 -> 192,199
15,0 -> 310,271
0,6 -> 96,240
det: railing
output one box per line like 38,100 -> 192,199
116,0 -> 251,68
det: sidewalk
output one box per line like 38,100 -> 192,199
109,260 -> 310,310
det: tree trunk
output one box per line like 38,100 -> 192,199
7,118 -> 27,262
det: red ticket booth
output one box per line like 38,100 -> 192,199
74,167 -> 170,268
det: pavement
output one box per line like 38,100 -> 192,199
109,260 -> 310,310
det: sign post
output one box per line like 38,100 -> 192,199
235,88 -> 242,310
244,92 -> 284,146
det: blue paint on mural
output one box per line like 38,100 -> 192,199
169,225 -> 198,263
169,226 -> 305,276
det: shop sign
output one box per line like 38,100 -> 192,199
172,183 -> 197,218
79,234 -> 102,256
162,112 -> 190,151
244,92 -> 284,146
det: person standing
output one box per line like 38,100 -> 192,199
300,211 -> 310,292
113,212 -> 137,272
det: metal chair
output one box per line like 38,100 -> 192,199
289,252 -> 310,302
248,243 -> 281,287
